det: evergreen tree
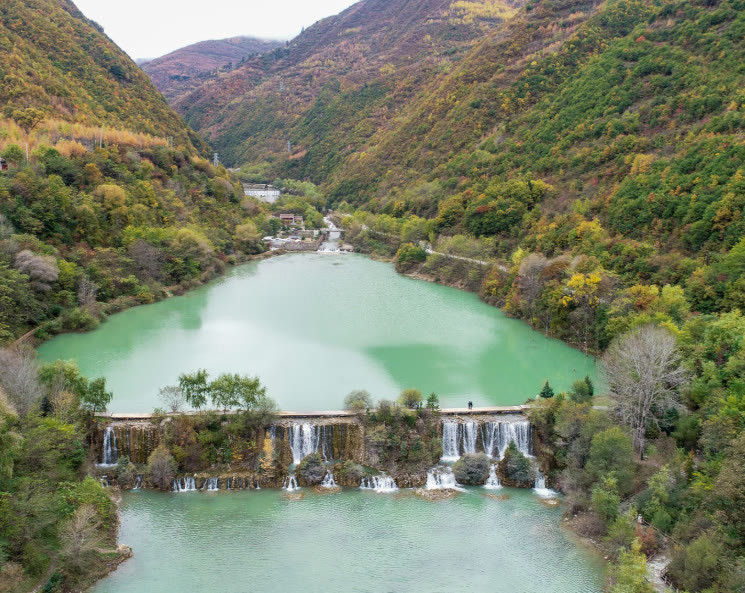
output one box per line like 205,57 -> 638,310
539,381 -> 554,399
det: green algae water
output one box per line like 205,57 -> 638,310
38,254 -> 598,413
91,488 -> 604,593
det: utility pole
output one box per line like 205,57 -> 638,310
213,152 -> 219,167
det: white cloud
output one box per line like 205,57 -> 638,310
73,0 -> 358,60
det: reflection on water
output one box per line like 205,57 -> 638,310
38,254 -> 598,413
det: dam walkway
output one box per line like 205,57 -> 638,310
100,405 -> 530,421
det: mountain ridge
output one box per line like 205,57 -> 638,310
141,36 -> 284,102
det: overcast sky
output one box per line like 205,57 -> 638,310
73,0 -> 358,61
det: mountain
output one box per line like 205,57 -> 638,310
0,0 -> 206,151
173,0 -> 525,166
0,0 -> 292,342
140,36 -> 284,102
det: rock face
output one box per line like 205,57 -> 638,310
93,421 -> 162,464
95,414 -> 536,490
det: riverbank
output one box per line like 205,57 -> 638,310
18,249 -> 281,349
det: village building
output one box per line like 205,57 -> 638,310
244,184 -> 280,203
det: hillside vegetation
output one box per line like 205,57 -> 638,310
0,0 -> 205,152
141,36 -> 283,102
172,0 -> 745,590
175,0 -> 525,167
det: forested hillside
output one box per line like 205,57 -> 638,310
174,0 -> 525,167
0,0 -> 314,343
0,0 -> 206,151
174,0 -> 745,589
141,36 -> 283,102
0,2 -> 312,590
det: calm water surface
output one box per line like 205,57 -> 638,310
38,254 -> 598,412
91,488 -> 604,593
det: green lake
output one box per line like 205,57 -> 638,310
91,488 -> 605,593
38,254 -> 599,413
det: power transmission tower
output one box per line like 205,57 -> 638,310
213,152 -> 219,167
286,140 -> 291,154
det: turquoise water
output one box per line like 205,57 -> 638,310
91,488 -> 605,593
38,254 -> 599,413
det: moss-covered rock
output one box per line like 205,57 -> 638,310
453,452 -> 490,485
296,452 -> 325,486
498,441 -> 535,488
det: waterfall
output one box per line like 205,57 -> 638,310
172,477 -> 197,492
283,475 -> 299,491
443,418 -> 532,461
320,471 -> 337,488
425,467 -> 462,491
441,422 -> 460,461
132,474 -> 143,490
360,475 -> 398,493
99,476 -> 109,488
533,470 -> 556,498
99,426 -> 119,466
463,422 -> 479,455
202,477 -> 219,491
255,480 -> 261,489
484,465 -> 501,490
289,423 -> 331,464
483,419 -> 533,459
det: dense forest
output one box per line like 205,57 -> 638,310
0,0 -> 744,591
171,0 -> 745,590
0,3 -> 324,590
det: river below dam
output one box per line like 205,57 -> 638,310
91,488 -> 604,593
38,253 -> 598,413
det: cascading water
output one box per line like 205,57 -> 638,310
487,420 -> 532,459
533,470 -> 556,498
289,423 -> 331,465
132,474 -> 143,490
99,426 -> 119,466
441,422 -> 461,462
443,418 -> 533,461
283,475 -> 299,491
320,471 -> 337,488
172,477 -> 197,492
360,475 -> 398,493
425,467 -> 463,491
202,477 -> 219,491
484,465 -> 502,490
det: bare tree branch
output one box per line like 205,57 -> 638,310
602,324 -> 689,457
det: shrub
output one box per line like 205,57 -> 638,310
339,460 -> 364,483
114,456 -> 137,488
453,452 -> 490,485
395,243 -> 427,272
568,379 -> 593,403
296,452 -> 325,486
591,474 -> 620,527
344,390 -> 373,412
146,445 -> 176,490
498,441 -> 535,487
539,381 -> 554,398
398,388 -> 422,409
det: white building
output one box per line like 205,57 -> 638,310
244,184 -> 280,203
